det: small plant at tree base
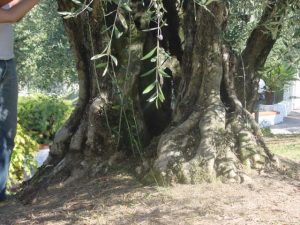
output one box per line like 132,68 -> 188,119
261,127 -> 274,137
7,123 -> 39,190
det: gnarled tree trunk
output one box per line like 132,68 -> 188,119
19,0 -> 126,202
148,1 -> 276,184
19,0 -> 286,202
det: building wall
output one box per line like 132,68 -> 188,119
284,72 -> 300,110
258,72 -> 300,127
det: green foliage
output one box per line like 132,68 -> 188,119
263,8 -> 300,82
90,0 -> 133,78
140,1 -> 171,107
8,124 -> 38,189
15,0 -> 77,93
261,127 -> 274,137
262,63 -> 297,92
18,94 -> 73,144
226,0 -> 300,92
141,46 -> 171,107
225,0 -> 263,51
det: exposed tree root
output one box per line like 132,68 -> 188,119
145,103 -> 278,185
18,97 -> 122,204
16,0 -> 284,203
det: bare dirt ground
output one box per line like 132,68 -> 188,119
0,157 -> 299,225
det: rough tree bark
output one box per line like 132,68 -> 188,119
18,0 -> 129,202
18,0 -> 287,201
148,1 -> 277,184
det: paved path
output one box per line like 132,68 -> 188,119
270,110 -> 300,134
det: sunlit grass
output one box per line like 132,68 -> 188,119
265,135 -> 300,161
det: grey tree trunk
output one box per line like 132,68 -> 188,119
18,0 -> 282,202
18,0 -> 125,202
148,1 -> 276,184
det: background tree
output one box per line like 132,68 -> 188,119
15,0 -> 77,93
19,0 -> 300,201
229,0 -> 300,110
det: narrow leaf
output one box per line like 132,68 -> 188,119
91,54 -> 107,60
96,63 -> 107,69
102,65 -> 109,76
118,12 -> 128,30
110,55 -> 118,66
141,47 -> 157,60
143,82 -> 156,94
158,69 -> 171,78
140,68 -> 156,77
158,91 -> 165,102
114,27 -> 123,39
121,3 -> 132,12
71,0 -> 82,5
148,93 -> 157,102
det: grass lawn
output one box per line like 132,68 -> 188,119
265,135 -> 300,161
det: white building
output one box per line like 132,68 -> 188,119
259,71 -> 300,127
284,73 -> 300,110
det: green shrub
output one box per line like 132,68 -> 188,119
8,123 -> 39,189
262,63 -> 297,92
261,127 -> 274,137
18,94 -> 73,144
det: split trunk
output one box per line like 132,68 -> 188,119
19,0 -> 280,202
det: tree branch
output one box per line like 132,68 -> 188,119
236,0 -> 289,111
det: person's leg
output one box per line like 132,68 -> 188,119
0,59 -> 18,201
0,130 -> 9,201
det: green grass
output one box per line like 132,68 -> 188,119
265,135 -> 300,161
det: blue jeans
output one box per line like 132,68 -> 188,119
0,59 -> 18,200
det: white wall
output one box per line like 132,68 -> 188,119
284,72 -> 300,110
259,101 -> 292,126
258,72 -> 300,127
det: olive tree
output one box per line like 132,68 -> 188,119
19,0 -> 300,201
